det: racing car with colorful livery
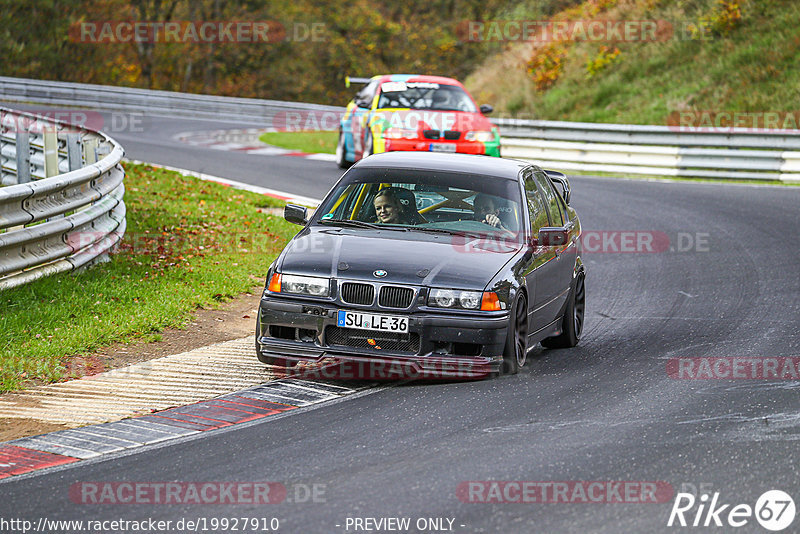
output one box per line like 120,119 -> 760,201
335,74 -> 500,168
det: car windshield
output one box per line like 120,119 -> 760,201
377,82 -> 477,112
312,168 -> 522,239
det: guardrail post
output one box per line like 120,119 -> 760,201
66,134 -> 82,171
15,132 -> 31,184
83,137 -> 98,165
43,130 -> 58,178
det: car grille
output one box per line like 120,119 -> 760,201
340,282 -> 374,305
325,326 -> 420,354
423,129 -> 440,139
443,130 -> 461,140
379,286 -> 414,308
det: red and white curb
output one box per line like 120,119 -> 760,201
0,333 -> 368,479
175,127 -> 336,162
0,379 -> 366,479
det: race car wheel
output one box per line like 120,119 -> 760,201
335,131 -> 351,169
502,294 -> 528,374
363,132 -> 374,158
542,272 -> 585,349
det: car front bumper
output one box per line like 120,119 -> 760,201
256,296 -> 509,379
382,138 -> 501,158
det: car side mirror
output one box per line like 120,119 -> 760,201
355,97 -> 371,108
545,170 -> 570,204
538,227 -> 568,246
479,104 -> 494,115
284,204 -> 308,225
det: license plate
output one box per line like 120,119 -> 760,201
430,143 -> 456,153
337,310 -> 409,333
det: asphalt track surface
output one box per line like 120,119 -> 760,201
2,107 -> 800,533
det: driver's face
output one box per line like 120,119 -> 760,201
374,197 -> 400,223
474,200 -> 496,219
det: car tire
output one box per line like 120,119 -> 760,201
363,131 -> 374,159
335,131 -> 351,169
502,294 -> 528,374
541,272 -> 585,349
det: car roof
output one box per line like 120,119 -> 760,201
353,152 -> 535,180
371,74 -> 465,88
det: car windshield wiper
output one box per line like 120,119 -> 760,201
408,226 -> 482,238
318,219 -> 381,229
318,219 -> 408,231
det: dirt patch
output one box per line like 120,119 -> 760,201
0,289 -> 263,443
0,418 -> 71,442
102,289 -> 262,369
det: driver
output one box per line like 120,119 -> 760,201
473,193 -> 515,236
373,189 -> 403,224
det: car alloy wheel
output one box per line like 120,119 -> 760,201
336,131 -> 351,169
502,294 -> 528,374
363,132 -> 374,158
572,273 -> 585,338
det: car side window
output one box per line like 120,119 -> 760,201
534,171 -> 563,227
524,174 -> 549,239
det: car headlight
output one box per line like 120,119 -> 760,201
465,131 -> 495,143
267,273 -> 330,297
429,289 -> 504,310
383,128 -> 417,139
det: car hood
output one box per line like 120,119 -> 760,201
371,109 -> 495,133
279,227 -> 520,290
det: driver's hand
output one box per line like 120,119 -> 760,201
483,214 -> 503,228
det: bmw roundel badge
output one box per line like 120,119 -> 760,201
373,269 -> 387,278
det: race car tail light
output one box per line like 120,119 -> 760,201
268,273 -> 282,292
480,292 -> 503,311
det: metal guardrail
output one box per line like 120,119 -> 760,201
495,118 -> 800,181
0,76 -> 342,123
2,76 -> 798,181
0,107 -> 126,290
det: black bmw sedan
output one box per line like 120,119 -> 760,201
256,152 -> 585,379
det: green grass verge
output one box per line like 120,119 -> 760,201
467,1 -> 800,126
259,130 -> 338,154
0,163 -> 297,393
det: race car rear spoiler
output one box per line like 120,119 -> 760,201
345,76 -> 372,88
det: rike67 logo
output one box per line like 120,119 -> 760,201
668,490 -> 795,531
